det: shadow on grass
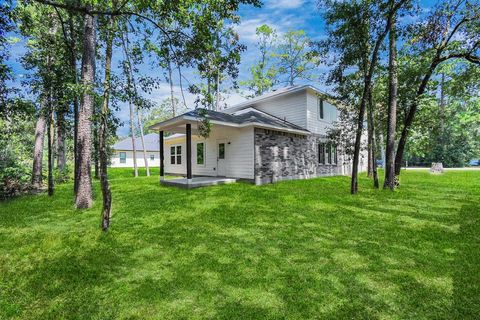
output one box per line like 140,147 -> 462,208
0,170 -> 479,318
453,199 -> 480,318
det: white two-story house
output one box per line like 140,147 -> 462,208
147,85 -> 367,186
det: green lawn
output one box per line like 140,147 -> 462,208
0,169 -> 479,319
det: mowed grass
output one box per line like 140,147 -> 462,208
0,169 -> 479,319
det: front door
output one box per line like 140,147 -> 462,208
217,140 -> 226,176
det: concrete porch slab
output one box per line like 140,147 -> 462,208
161,177 -> 237,189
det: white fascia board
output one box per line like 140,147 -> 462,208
149,115 -> 189,131
186,117 -> 309,135
153,115 -> 309,135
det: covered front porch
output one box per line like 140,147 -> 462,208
150,109 -> 240,188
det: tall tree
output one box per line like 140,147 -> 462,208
31,108 -> 46,190
121,29 -> 139,177
99,13 -> 116,230
320,0 -> 408,194
46,88 -> 54,196
30,0 -> 262,218
384,0 -> 398,190
274,30 -> 320,86
242,24 -> 278,96
394,0 -> 480,177
75,11 -> 96,208
367,88 -> 379,188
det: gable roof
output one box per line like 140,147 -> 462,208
223,84 -> 337,113
149,108 -> 309,134
113,133 -> 159,152
113,133 -> 185,151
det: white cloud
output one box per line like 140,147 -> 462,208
236,13 -> 303,43
236,18 -> 279,43
115,82 -> 249,135
265,0 -> 305,9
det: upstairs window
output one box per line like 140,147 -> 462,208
170,145 -> 182,165
318,98 -> 324,119
119,152 -> 126,164
318,98 -> 338,122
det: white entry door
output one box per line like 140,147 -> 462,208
217,140 -> 226,176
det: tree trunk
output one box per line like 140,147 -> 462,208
70,14 -> 80,195
207,76 -> 212,110
439,72 -> 446,161
100,15 -> 114,230
367,130 -> 373,178
216,71 -> 220,111
384,7 -> 398,190
137,109 -> 150,176
127,46 -> 148,176
75,12 -> 96,209
56,108 -> 66,173
93,121 -> 99,179
394,60 -> 439,176
121,30 -> 138,177
167,54 -> 176,117
367,89 -> 379,188
47,104 -> 54,196
351,28 -> 389,194
129,101 -> 139,177
351,1 -> 406,193
32,110 -> 47,190
379,133 -> 386,169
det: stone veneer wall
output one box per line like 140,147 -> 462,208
254,128 -> 344,185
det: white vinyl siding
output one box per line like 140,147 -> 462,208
163,126 -> 254,180
110,150 -> 160,168
306,90 -> 339,135
250,90 -> 307,128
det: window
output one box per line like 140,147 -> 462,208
318,143 -> 325,164
197,142 -> 205,165
119,152 -> 126,164
150,154 -> 155,161
218,143 -> 225,159
318,98 -> 324,119
327,143 -> 332,164
318,143 -> 337,165
318,99 -> 339,122
170,145 -> 182,165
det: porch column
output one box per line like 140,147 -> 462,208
159,130 -> 164,181
186,123 -> 192,183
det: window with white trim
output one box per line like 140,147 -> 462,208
318,98 -> 324,120
318,143 -> 325,164
327,143 -> 332,164
119,152 -> 126,164
318,98 -> 338,122
170,145 -> 182,165
318,142 -> 337,165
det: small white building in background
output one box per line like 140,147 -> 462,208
111,133 -> 161,168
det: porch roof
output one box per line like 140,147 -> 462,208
148,108 -> 310,135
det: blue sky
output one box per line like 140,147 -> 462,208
6,0 -> 433,136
